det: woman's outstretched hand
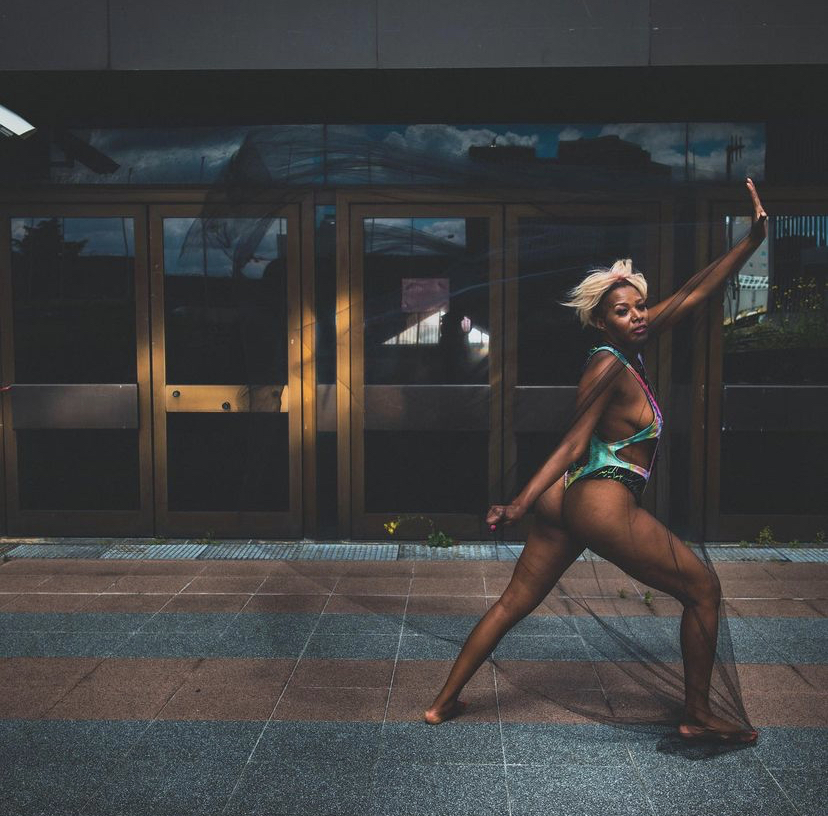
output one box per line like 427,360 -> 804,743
747,177 -> 768,241
486,502 -> 526,531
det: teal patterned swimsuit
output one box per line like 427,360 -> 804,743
564,345 -> 663,504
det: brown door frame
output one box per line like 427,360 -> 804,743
699,186 -> 828,541
0,203 -> 153,536
339,195 -> 504,540
336,189 -> 673,540
502,200 -> 671,540
148,203 -> 306,538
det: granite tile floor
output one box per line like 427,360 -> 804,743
0,554 -> 825,815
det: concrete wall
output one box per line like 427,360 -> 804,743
2,0 -> 827,71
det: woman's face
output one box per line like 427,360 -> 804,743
594,284 -> 648,347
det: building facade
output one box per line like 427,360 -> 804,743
0,2 -> 826,542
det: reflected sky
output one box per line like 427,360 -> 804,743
50,122 -> 765,185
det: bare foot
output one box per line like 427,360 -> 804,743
679,710 -> 758,744
424,699 -> 467,725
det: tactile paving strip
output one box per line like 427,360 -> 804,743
1,539 -> 827,562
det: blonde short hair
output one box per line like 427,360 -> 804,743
562,259 -> 649,328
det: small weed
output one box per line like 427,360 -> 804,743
618,588 -> 628,599
816,530 -> 825,545
643,590 -> 654,608
788,539 -> 801,549
737,540 -> 750,548
152,536 -> 168,545
426,530 -> 455,548
756,526 -> 775,547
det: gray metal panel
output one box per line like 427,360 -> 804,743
651,0 -> 828,65
378,0 -> 650,68
721,386 -> 828,432
11,384 -> 139,430
513,386 -> 577,433
110,0 -> 377,69
364,385 -> 489,431
0,0 -> 109,69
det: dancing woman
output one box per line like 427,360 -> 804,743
425,178 -> 768,743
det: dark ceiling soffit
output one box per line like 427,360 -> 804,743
1,66 -> 828,128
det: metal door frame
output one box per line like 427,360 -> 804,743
148,203 -> 306,538
700,186 -> 828,541
503,201 -> 671,540
0,203 -> 153,536
339,196 -> 504,540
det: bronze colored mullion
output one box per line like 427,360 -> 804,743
640,202 -> 661,519
654,199 -> 674,526
488,206 -> 505,517
335,192 -> 353,538
148,205 -> 170,532
704,205 -> 729,539
687,195 -> 711,541
285,204 -> 303,537
502,205 -> 527,541
349,209 -> 366,536
0,208 -> 14,533
133,207 -> 154,535
300,194 -> 317,539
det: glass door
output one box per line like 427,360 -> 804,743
344,204 -> 502,539
706,197 -> 828,541
503,204 -> 665,539
0,206 -> 152,536
149,205 -> 303,538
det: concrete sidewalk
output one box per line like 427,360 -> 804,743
0,554 -> 825,815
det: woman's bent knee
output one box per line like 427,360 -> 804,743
684,569 -> 722,609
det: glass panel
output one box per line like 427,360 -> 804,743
363,217 -> 489,386
363,217 -> 490,512
10,217 -> 136,383
515,217 -> 648,495
17,430 -> 139,511
720,215 -> 828,514
163,217 -> 288,385
517,218 -> 648,385
166,414 -> 289,512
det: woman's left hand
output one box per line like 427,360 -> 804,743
746,178 -> 768,241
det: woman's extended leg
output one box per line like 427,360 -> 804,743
563,480 -> 756,741
425,480 -> 584,724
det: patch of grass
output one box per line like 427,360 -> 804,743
643,590 -> 654,608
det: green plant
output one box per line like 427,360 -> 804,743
756,526 -> 775,547
737,540 -> 750,548
788,539 -> 801,549
192,529 -> 216,547
816,530 -> 825,545
153,536 -> 169,545
643,590 -> 654,608
384,515 -> 455,548
617,588 -> 628,599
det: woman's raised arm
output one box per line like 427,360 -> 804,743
486,350 -> 622,528
648,178 -> 768,335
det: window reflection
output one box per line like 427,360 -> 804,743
363,217 -> 489,385
724,215 -> 828,385
163,217 -> 288,385
720,214 -> 828,515
10,216 -> 136,383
